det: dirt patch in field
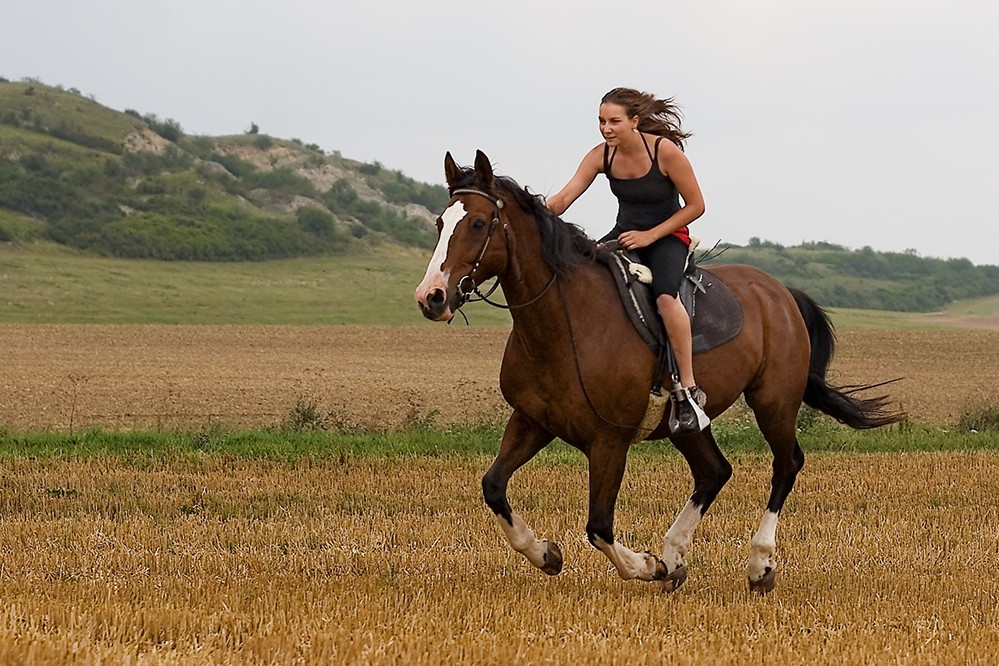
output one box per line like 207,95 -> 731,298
1,325 -> 996,432
831,327 -> 999,425
0,326 -> 507,432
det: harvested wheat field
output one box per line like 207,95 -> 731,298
0,451 -> 997,664
1,324 -> 997,431
1,323 -> 998,664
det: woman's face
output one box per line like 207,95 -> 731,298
598,102 -> 637,146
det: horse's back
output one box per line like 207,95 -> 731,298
695,264 -> 811,415
707,264 -> 807,333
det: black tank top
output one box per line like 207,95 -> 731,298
604,136 -> 681,232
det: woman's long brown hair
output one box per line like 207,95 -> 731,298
601,87 -> 692,151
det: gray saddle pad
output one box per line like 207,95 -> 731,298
600,249 -> 743,356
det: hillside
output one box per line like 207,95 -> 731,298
0,79 -> 446,260
2,78 -> 998,313
707,240 -> 999,312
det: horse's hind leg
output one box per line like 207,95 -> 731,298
745,393 -> 806,594
481,411 -> 562,575
586,440 -> 671,582
661,427 -> 733,592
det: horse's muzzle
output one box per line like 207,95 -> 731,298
417,287 -> 453,322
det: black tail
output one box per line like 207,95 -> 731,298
789,288 -> 905,429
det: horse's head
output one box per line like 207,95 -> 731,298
415,150 -> 511,322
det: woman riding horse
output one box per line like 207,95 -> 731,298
415,150 -> 901,593
546,87 -> 708,435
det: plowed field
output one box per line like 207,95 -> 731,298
1,324 -> 996,431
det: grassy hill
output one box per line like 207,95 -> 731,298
2,240 -> 997,327
2,78 -> 997,315
706,241 -> 999,312
0,241 -> 514,326
0,80 -> 446,260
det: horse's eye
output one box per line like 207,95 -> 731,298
435,218 -> 443,232
470,218 -> 487,231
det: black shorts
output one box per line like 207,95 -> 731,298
601,227 -> 688,298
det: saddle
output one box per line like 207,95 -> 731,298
599,241 -> 744,441
599,241 -> 744,360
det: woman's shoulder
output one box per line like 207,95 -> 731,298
652,135 -> 683,157
580,143 -> 607,171
653,136 -> 690,174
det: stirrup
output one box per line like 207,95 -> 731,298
668,386 -> 710,434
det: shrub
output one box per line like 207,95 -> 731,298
142,113 -> 184,142
958,404 -> 999,432
243,167 -> 315,197
280,400 -> 326,432
296,206 -> 335,237
212,152 -> 257,179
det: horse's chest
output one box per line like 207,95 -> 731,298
500,355 -> 563,402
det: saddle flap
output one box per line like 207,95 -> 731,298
599,246 -> 744,357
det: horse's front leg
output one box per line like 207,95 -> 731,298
587,442 -> 669,582
481,411 -> 562,575
661,428 -> 733,591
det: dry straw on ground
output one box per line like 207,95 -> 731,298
1,323 -> 998,664
0,453 -> 997,664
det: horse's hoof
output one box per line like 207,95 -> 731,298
646,552 -> 669,581
539,540 -> 563,576
748,568 -> 777,595
661,564 -> 688,593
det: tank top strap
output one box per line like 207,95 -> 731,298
650,136 -> 663,167
603,142 -> 615,173
642,134 -> 657,163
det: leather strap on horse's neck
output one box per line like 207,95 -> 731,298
450,188 -> 504,306
450,188 -> 557,311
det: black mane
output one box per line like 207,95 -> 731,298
450,167 -> 604,275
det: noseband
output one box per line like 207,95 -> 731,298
449,188 -> 557,311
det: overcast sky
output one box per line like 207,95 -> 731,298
3,0 -> 997,265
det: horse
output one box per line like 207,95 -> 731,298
414,150 -> 902,593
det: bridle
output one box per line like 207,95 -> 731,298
448,187 -> 631,431
449,187 -> 557,311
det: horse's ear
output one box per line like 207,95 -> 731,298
444,151 -> 463,189
473,150 -> 494,190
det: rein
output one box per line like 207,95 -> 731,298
450,188 -> 558,311
557,280 -> 646,432
450,187 -> 637,432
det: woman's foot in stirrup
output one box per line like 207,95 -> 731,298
669,387 -> 710,435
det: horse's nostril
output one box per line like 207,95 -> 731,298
429,289 -> 445,305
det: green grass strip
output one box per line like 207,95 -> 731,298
0,419 -> 994,463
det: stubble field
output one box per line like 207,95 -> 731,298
1,323 -> 998,664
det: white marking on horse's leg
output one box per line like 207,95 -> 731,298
496,512 -> 550,569
414,201 -> 465,304
748,509 -> 780,582
661,500 -> 703,572
592,536 -> 664,581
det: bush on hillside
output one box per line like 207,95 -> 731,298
242,167 -> 316,198
142,113 -> 184,142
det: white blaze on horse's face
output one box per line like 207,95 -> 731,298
414,200 -> 467,318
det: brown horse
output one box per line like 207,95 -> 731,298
415,150 -> 902,593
